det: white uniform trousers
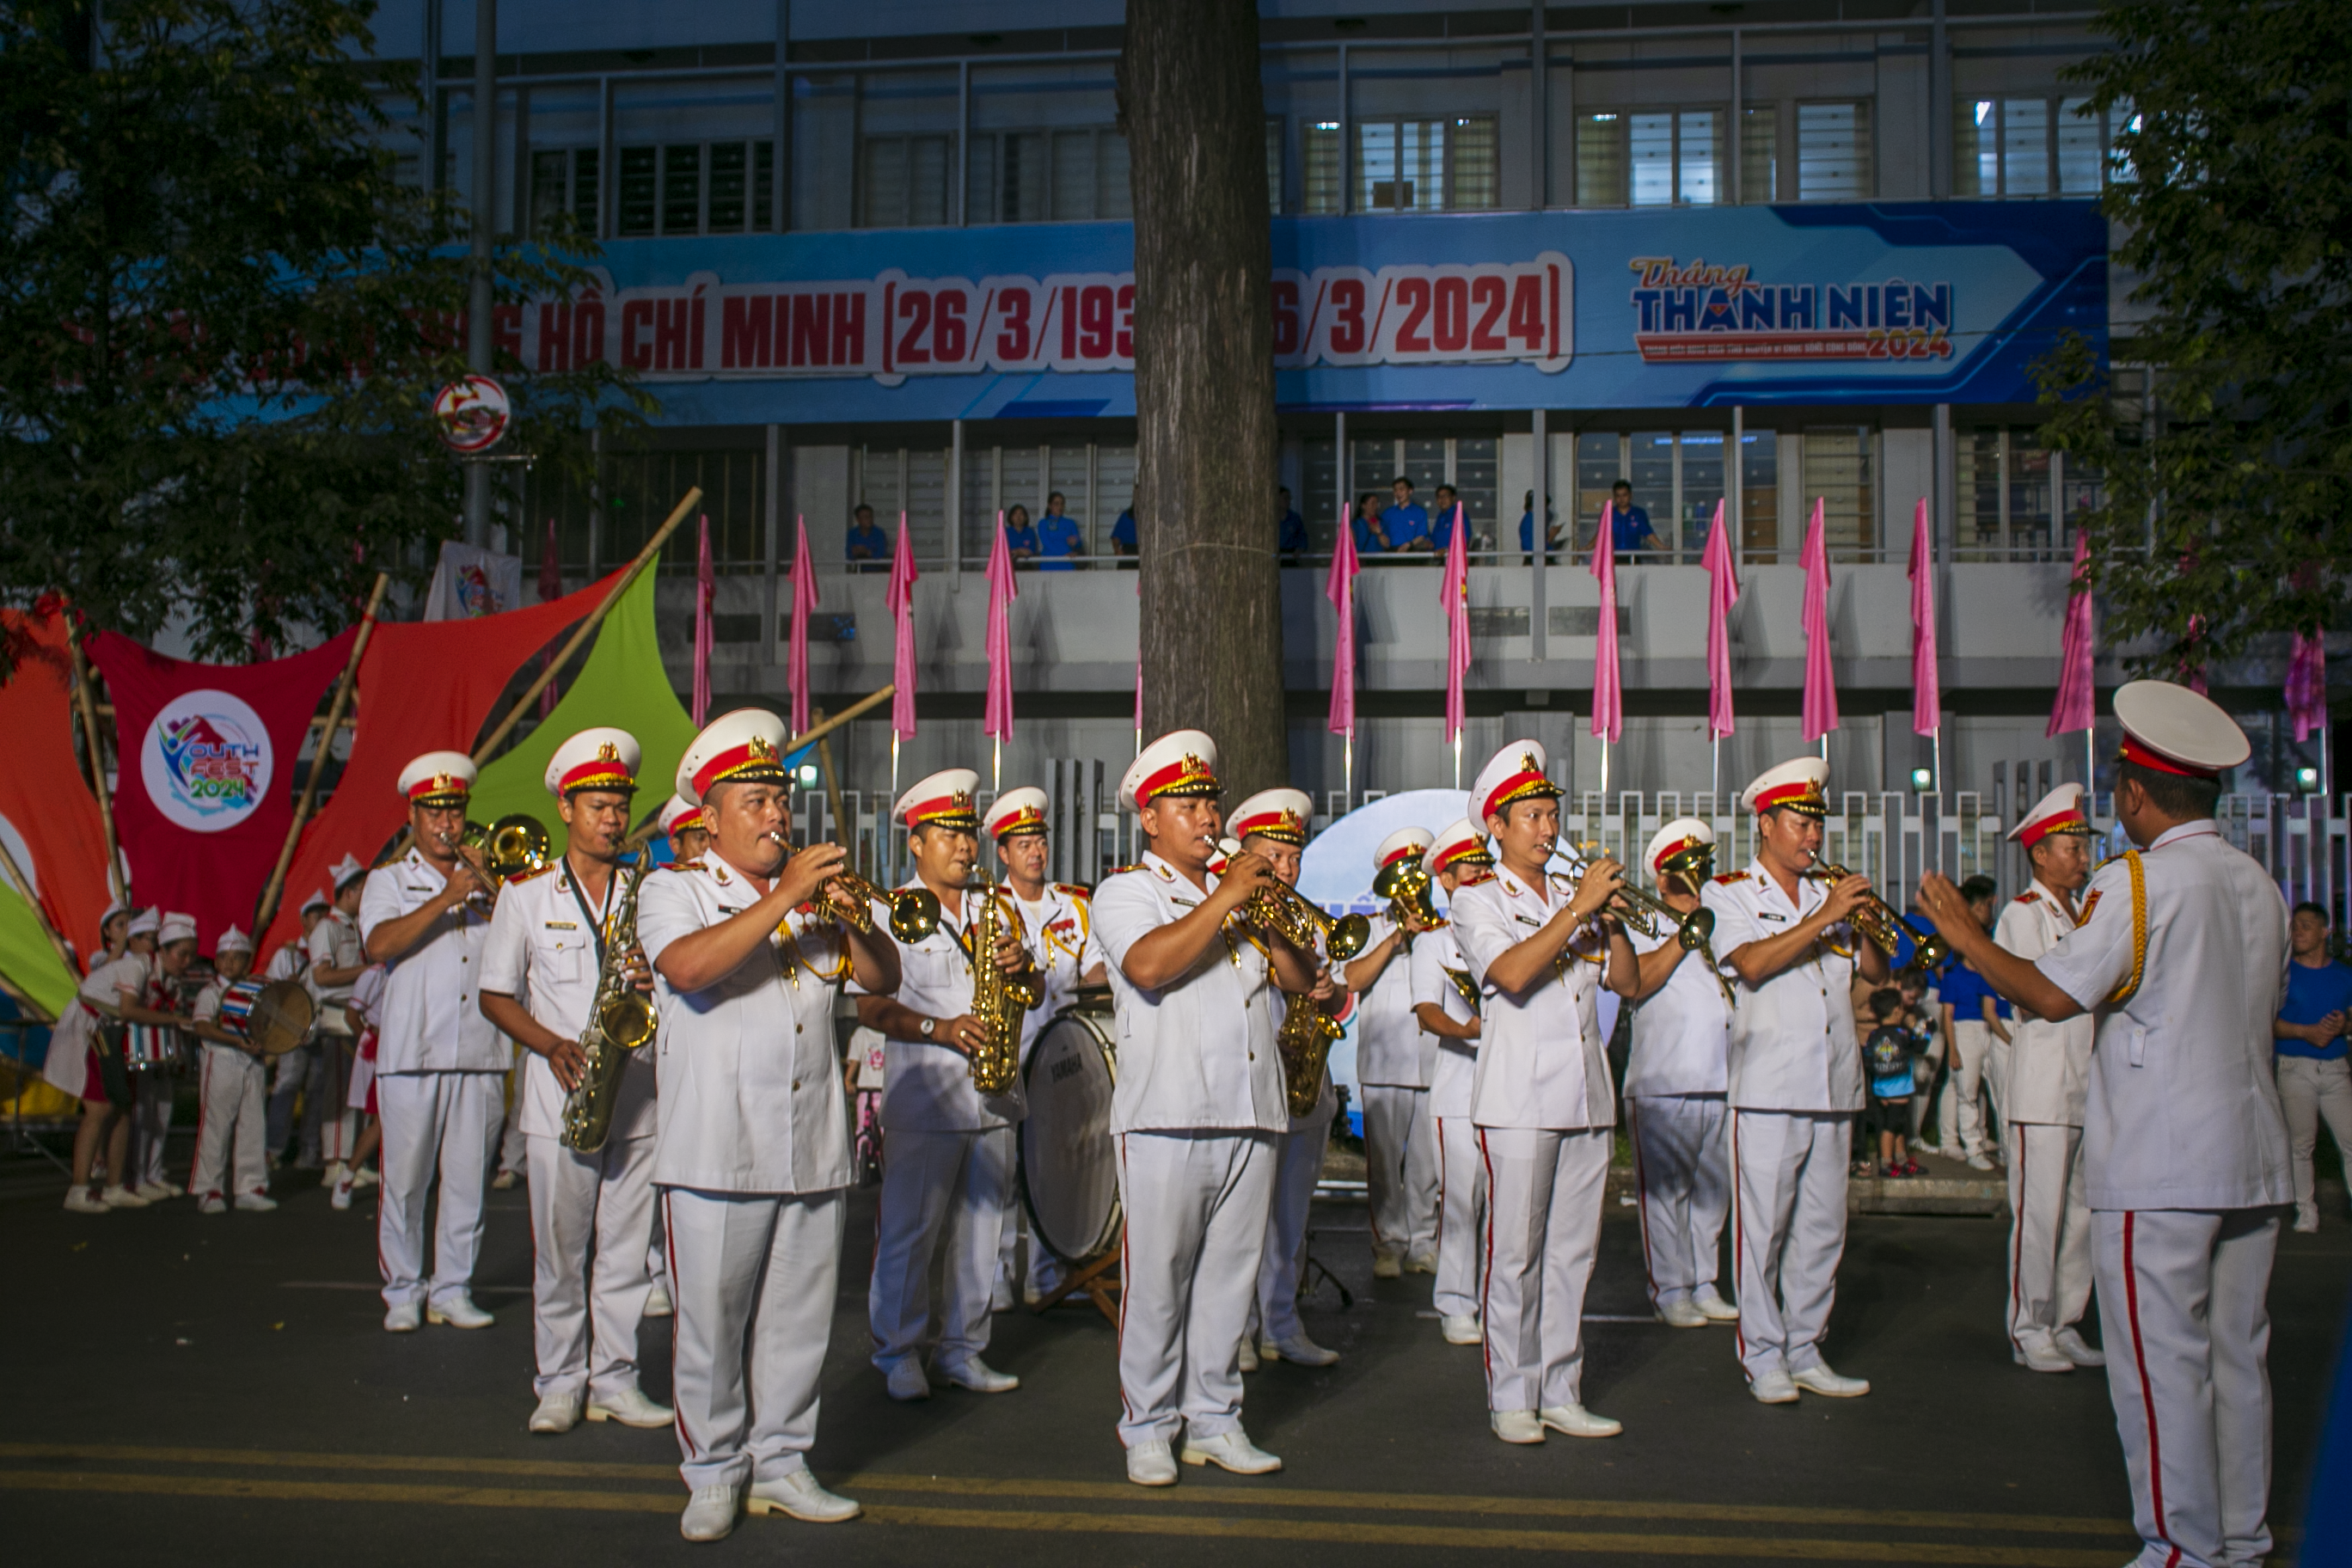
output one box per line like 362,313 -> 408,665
1629,1093 -> 1730,1311
309,1032 -> 359,1165
2005,1121 -> 2093,1354
2093,1208 -> 2279,1568
868,1125 -> 1013,1375
1253,1106 -> 1334,1344
2275,1055 -> 2352,1224
375,1071 -> 504,1311
1730,1110 -> 1853,1384
1362,1084 -> 1438,1261
1941,1021 -> 1998,1159
1433,1115 -> 1486,1320
664,1186 -> 846,1493
1477,1126 -> 1610,1413
132,1070 -> 175,1188
496,1057 -> 528,1175
189,1046 -> 268,1200
1114,1130 -> 1275,1449
266,1042 -> 312,1154
525,1131 -> 658,1404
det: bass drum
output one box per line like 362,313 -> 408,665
1019,1002 -> 1120,1266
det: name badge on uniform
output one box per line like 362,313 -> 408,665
1514,914 -> 1541,928
544,921 -> 579,930
1758,911 -> 1787,923
1172,896 -> 1198,908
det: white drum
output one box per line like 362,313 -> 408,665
1020,1002 -> 1120,1266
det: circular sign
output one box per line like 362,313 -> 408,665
141,690 -> 274,834
431,374 -> 512,454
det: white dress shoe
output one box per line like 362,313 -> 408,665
990,1281 -> 1016,1313
679,1485 -> 739,1542
529,1392 -> 582,1434
235,1191 -> 279,1212
2013,1335 -> 2075,1374
933,1357 -> 1019,1393
1490,1409 -> 1544,1444
746,1467 -> 861,1523
331,1176 -> 354,1211
1792,1363 -> 1871,1398
588,1386 -> 676,1428
426,1295 -> 495,1329
491,1168 -> 520,1190
1181,1429 -> 1281,1474
320,1161 -> 346,1189
1126,1439 -> 1178,1486
197,1194 -> 228,1216
1658,1299 -> 1709,1328
1261,1334 -> 1339,1368
1539,1403 -> 1622,1438
883,1361 -> 932,1401
1693,1287 -> 1741,1321
383,1302 -> 422,1333
1749,1370 -> 1800,1405
1403,1251 -> 1437,1275
1370,1251 -> 1403,1279
351,1166 -> 380,1190
2054,1326 -> 2106,1368
134,1181 -> 175,1202
64,1189 -> 111,1215
2293,1209 -> 2320,1234
100,1185 -> 149,1208
1236,1338 -> 1259,1373
1441,1314 -> 1483,1345
643,1282 -> 673,1319
1966,1154 -> 1996,1172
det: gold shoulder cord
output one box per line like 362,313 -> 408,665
2101,850 -> 2147,1006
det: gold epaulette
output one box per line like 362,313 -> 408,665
1099,864 -> 1142,879
1054,883 -> 1093,900
1712,870 -> 1750,885
2014,890 -> 2040,904
664,858 -> 707,874
506,861 -> 558,885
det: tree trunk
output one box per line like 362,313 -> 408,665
1118,0 -> 1285,799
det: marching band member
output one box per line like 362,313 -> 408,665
1343,826 -> 1440,1277
47,908 -> 168,1213
1991,783 -> 2104,1375
127,911 -> 199,1200
263,891 -> 330,1165
481,728 -> 673,1436
638,708 -> 898,1541
1703,757 -> 1888,1405
1450,741 -> 1626,1444
334,962 -> 389,1210
1408,819 -> 1492,1346
1230,787 -> 1342,1370
187,924 -> 275,1213
661,793 -> 711,864
310,854 -> 371,1191
360,751 -> 508,1333
1093,731 -> 1317,1485
852,769 -> 1037,1401
1918,682 -> 2290,1568
1610,818 -> 1740,1330
84,899 -> 131,974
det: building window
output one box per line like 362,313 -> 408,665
1740,429 -> 1779,564
1577,109 -> 1721,206
1796,101 -> 1872,201
858,133 -> 952,229
1740,107 -> 1777,202
1303,121 -> 1342,213
1958,426 -> 2079,561
1957,96 -> 2129,198
1310,433 -> 1498,554
1802,426 -> 1876,557
530,147 -> 600,235
1354,116 -> 1498,214
968,128 -> 1130,224
957,441 -> 1136,567
612,142 -> 775,236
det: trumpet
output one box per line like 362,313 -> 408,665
1375,857 -> 1442,933
1562,842 -> 1737,1008
1804,862 -> 1948,968
818,865 -> 942,945
1242,873 -> 1372,965
440,812 -> 550,893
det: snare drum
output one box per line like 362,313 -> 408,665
218,978 -> 264,1038
1019,1002 -> 1120,1266
122,1020 -> 184,1072
222,978 -> 315,1057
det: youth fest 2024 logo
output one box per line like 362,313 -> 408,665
1626,256 -> 1957,364
141,690 -> 273,834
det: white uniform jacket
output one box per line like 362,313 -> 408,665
847,882 -> 1026,1132
40,953 -> 148,1098
637,857 -> 854,1195
1992,880 -> 2097,1127
1012,882 -> 1105,1053
306,907 -> 364,1020
1091,853 -> 1287,1136
1702,862 -> 1864,1113
2033,821 -> 2293,1213
1353,914 -> 1435,1088
1409,922 -> 1481,1121
481,861 -> 658,1143
1448,867 -> 1614,1131
358,851 -> 505,1074
1621,924 -> 1732,1099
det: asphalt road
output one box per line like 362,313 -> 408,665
4,1147 -> 2345,1567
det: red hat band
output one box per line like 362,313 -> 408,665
692,736 -> 782,798
1754,781 -> 1826,816
407,773 -> 467,803
1378,841 -> 1424,867
905,791 -> 980,830
1480,767 -> 1558,822
1430,841 -> 1493,874
2118,735 -> 2220,781
559,750 -> 635,793
992,805 -> 1048,837
1233,810 -> 1305,845
2018,810 -> 2090,850
1136,753 -> 1220,805
1650,833 -> 1708,874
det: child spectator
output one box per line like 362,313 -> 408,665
1863,989 -> 1924,1178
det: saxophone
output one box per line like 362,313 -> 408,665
1277,990 -> 1344,1117
560,861 -> 655,1153
965,873 -> 1042,1096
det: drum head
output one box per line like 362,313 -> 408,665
1020,1006 -> 1120,1265
247,980 -> 317,1056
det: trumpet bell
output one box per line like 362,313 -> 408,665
1912,931 -> 1951,969
888,889 -> 941,944
1327,912 -> 1373,963
1674,905 -> 1717,952
485,812 -> 552,879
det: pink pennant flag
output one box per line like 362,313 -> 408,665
1589,502 -> 1622,744
787,515 -> 818,737
1326,503 -> 1362,739
1700,499 -> 1738,742
1441,499 -> 1472,744
537,517 -> 563,716
1799,497 -> 1840,744
887,512 -> 920,743
691,513 -> 715,726
983,510 -> 1018,744
1908,498 -> 1940,738
2288,633 -> 2329,743
2046,531 -> 2097,738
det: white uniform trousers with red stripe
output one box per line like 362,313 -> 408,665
525,1131 -> 658,1405
376,1070 -> 504,1312
1730,1109 -> 1853,1384
2094,1208 -> 2278,1568
309,1030 -> 360,1165
1628,1093 -> 1730,1313
867,1125 -> 1013,1378
1432,1115 -> 1486,1321
132,1069 -> 175,1188
664,1187 -> 846,1493
189,1044 -> 268,1201
1477,1126 -> 1609,1413
1362,1084 -> 1438,1263
1114,1130 -> 1276,1449
2005,1121 -> 2093,1357
1253,1104 -> 1335,1344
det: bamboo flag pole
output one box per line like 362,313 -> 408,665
612,683 -> 896,855
0,830 -> 77,981
254,573 -> 390,936
808,707 -> 854,853
68,632 -> 126,902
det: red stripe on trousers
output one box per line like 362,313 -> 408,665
2121,1212 -> 2172,1562
2007,1133 -> 2028,1352
1476,1129 -> 1498,1397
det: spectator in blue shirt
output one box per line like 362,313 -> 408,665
1385,476 -> 1433,554
1036,491 -> 1085,571
1519,489 -> 1562,563
1604,480 -> 1663,556
1351,492 -> 1390,554
1276,487 -> 1308,560
1003,504 -> 1040,565
2275,900 -> 2352,1233
846,504 -> 889,573
1935,874 -> 2012,1169
1429,484 -> 1463,551
1112,506 -> 1136,561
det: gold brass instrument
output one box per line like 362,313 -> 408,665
1243,876 -> 1373,965
813,865 -> 941,944
456,813 -> 552,886
1375,857 -> 1442,934
1277,988 -> 1344,1116
1563,842 -> 1737,1008
965,872 -> 1043,1096
1804,862 -> 1949,967
561,861 -> 654,1153
1442,966 -> 1481,1008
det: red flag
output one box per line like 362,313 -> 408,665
1700,499 -> 1738,743
0,606 -> 115,960
983,511 -> 1018,744
691,514 -> 714,726
1589,503 -> 1622,744
1908,499 -> 1941,738
787,516 -> 818,737
1326,503 -> 1361,739
1441,501 -> 1472,745
887,513 -> 920,742
2047,532 -> 2097,738
1799,498 -> 1840,744
2288,633 -> 2328,744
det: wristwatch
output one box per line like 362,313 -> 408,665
919,1016 -> 935,1038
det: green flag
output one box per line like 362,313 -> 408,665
0,881 -> 77,1020
470,561 -> 699,846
